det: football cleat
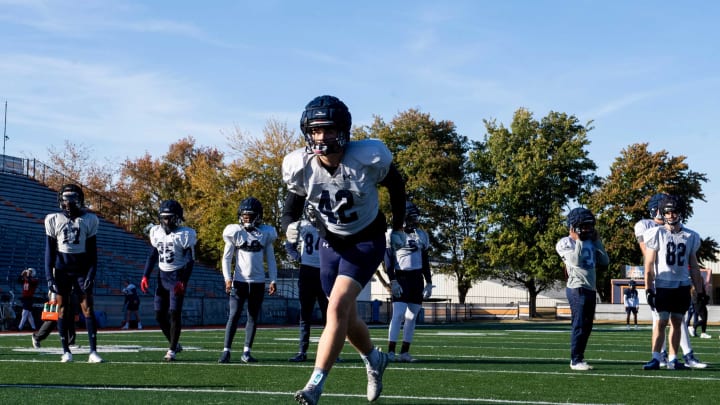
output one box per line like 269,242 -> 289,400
700,333 -> 711,339
387,351 -> 396,362
31,335 -> 41,349
643,358 -> 660,370
398,352 -> 417,363
688,326 -> 695,337
289,352 -> 307,362
61,352 -> 73,363
570,361 -> 593,371
218,351 -> 231,363
365,349 -> 389,401
175,343 -> 183,353
667,359 -> 689,370
88,351 -> 104,363
659,351 -> 668,368
241,352 -> 258,363
294,384 -> 322,405
164,350 -> 176,362
684,352 -> 707,368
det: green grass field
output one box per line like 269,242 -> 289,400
1,321 -> 718,404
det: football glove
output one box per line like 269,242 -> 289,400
140,276 -> 149,293
390,230 -> 407,251
646,289 -> 656,311
391,280 -> 403,298
285,221 -> 300,242
174,281 -> 186,295
423,284 -> 434,299
47,279 -> 58,294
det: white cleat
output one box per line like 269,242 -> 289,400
365,349 -> 389,401
88,351 -> 104,363
61,352 -> 73,363
164,350 -> 176,362
570,361 -> 593,371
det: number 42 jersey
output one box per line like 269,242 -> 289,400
282,139 -> 393,236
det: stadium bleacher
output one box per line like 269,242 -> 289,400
0,171 -> 225,302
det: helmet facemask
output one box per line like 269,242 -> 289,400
304,204 -> 318,226
662,207 -> 682,226
158,199 -> 184,234
567,207 -> 596,241
659,196 -> 683,227
240,210 -> 260,230
61,191 -> 83,218
300,95 -> 351,156
159,213 -> 180,234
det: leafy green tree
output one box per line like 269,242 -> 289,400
356,109 -> 473,301
468,108 -> 598,316
589,142 -> 717,297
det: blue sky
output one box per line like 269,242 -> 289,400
1,1 -> 718,244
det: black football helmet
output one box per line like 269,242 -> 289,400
404,201 -> 420,230
238,197 -> 263,230
659,195 -> 683,226
300,95 -> 352,155
648,193 -> 668,220
58,184 -> 85,218
158,199 -> 184,234
567,207 -> 596,240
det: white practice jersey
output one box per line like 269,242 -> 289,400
148,225 -> 197,272
45,212 -> 99,254
556,237 -> 608,290
282,139 -> 393,236
222,223 -> 278,283
634,218 -> 660,242
295,220 -> 321,268
643,224 -> 700,288
386,228 -> 429,271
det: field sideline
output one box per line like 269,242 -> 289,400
1,322 -> 718,404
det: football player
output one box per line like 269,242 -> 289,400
384,201 -> 433,363
141,199 -> 196,361
556,207 -> 609,371
282,95 -> 406,404
218,197 -> 277,364
624,280 -> 639,330
44,184 -> 103,363
17,267 -> 39,331
642,195 -> 705,370
285,204 -> 328,363
635,193 -> 705,368
121,279 -> 142,330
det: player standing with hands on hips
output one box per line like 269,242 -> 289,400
141,200 -> 196,362
282,95 -> 407,404
556,207 -> 608,371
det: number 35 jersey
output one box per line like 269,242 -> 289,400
282,139 -> 393,236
